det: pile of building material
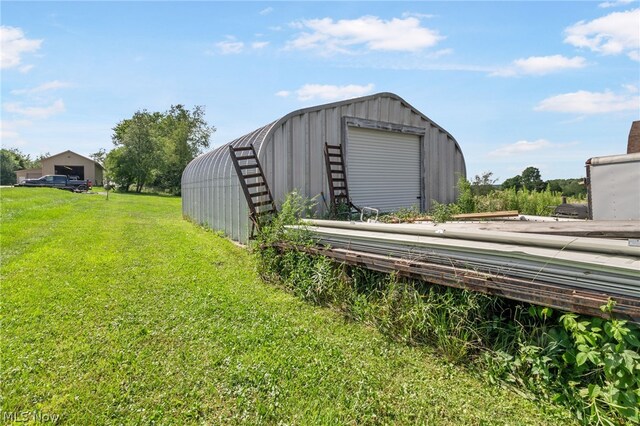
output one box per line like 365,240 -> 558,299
292,219 -> 640,321
412,220 -> 640,239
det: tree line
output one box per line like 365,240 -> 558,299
471,167 -> 586,197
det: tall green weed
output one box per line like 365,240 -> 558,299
474,186 -> 578,216
454,175 -> 587,216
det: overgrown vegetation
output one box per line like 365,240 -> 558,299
473,186 -> 583,216
483,302 -> 640,425
379,175 -> 586,223
463,170 -> 588,216
254,192 -> 639,425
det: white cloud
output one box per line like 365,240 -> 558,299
0,120 -> 21,139
427,48 -> 454,59
535,88 -> 639,114
401,12 -> 436,19
0,128 -> 20,139
293,83 -> 375,101
3,99 -> 66,119
623,83 -> 639,93
286,16 -> 443,54
11,80 -> 71,96
0,119 -> 33,146
18,64 -> 35,73
275,90 -> 291,98
259,7 -> 273,15
214,36 -> 270,54
488,139 -> 551,157
0,26 -> 42,70
488,139 -> 581,158
598,0 -> 634,8
216,39 -> 244,54
564,9 -> 640,60
492,55 -> 587,77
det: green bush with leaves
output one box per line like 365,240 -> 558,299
456,174 -> 476,213
253,190 -> 317,282
484,302 -> 640,425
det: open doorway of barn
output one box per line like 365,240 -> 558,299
54,165 -> 85,179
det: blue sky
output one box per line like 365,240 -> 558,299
2,1 -> 639,182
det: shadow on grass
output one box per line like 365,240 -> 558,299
108,190 -> 180,198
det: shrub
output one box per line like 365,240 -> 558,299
456,176 -> 476,213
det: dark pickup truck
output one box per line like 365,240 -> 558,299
16,175 -> 92,191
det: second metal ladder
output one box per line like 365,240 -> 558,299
324,142 -> 360,219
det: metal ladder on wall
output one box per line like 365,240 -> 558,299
228,144 -> 277,238
324,142 -> 361,219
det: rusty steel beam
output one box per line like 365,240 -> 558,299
272,243 -> 640,321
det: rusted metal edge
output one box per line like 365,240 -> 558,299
272,242 -> 640,322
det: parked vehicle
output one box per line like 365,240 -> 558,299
16,175 -> 92,191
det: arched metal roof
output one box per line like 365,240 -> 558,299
182,92 -> 466,243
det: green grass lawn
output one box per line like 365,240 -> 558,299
0,188 -> 575,425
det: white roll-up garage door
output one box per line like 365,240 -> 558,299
346,127 -> 421,212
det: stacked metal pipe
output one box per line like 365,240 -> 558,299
296,219 -> 640,302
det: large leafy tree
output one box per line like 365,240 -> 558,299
105,146 -> 136,191
0,149 -> 21,185
110,110 -> 162,192
501,175 -> 523,191
502,167 -> 546,192
0,148 -> 47,185
521,166 -> 546,191
155,105 -> 214,194
107,106 -> 213,193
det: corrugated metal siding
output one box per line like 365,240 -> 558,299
181,121 -> 278,244
182,92 -> 466,244
346,127 -> 421,211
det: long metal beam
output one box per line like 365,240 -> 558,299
274,243 -> 640,321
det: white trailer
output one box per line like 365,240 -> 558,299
586,153 -> 640,220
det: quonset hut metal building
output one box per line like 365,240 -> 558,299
182,92 -> 466,243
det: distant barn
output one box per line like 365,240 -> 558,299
14,150 -> 104,186
182,92 -> 466,243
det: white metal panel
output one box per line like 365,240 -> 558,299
590,154 -> 640,220
346,127 -> 421,212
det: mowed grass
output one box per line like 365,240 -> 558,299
0,188 -> 574,425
